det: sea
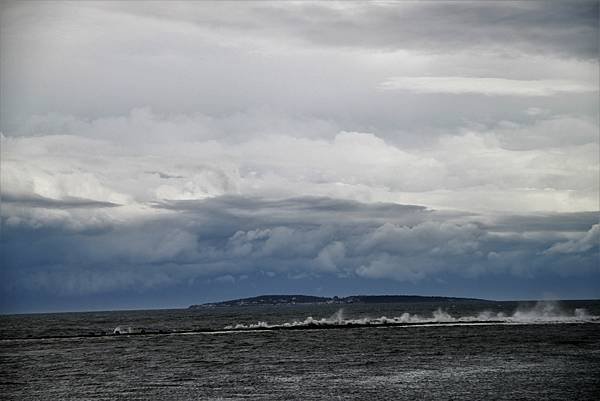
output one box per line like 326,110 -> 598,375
1,300 -> 599,400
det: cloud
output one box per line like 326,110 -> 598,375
1,193 -> 120,209
0,1 -> 598,309
104,1 -> 599,59
2,111 -> 598,216
378,77 -> 597,96
314,241 -> 346,273
544,224 -> 600,255
492,116 -> 599,150
358,222 -> 482,257
2,2 -> 597,138
484,212 -> 600,233
2,194 -> 598,297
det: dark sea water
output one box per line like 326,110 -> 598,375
1,300 -> 599,400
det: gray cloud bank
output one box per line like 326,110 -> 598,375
2,1 -> 598,134
1,105 -> 598,296
0,1 -> 598,307
109,1 -> 599,59
2,193 -> 598,297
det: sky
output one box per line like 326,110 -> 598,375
0,1 -> 599,313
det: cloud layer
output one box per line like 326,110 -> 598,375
1,1 -> 598,311
2,122 -> 598,303
2,109 -> 597,212
2,193 -> 598,296
379,77 -> 597,96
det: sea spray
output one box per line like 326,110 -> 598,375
223,301 -> 598,330
329,308 -> 345,323
113,326 -> 135,335
511,300 -> 591,322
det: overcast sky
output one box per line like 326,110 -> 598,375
1,1 -> 598,313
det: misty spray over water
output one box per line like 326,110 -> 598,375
224,301 -> 597,330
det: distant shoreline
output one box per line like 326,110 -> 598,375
189,294 -> 494,308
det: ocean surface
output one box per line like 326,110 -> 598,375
1,300 -> 599,400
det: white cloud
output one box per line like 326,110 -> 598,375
378,77 -> 597,96
2,110 -> 598,219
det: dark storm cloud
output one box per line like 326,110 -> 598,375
153,196 -> 432,227
1,193 -> 121,209
487,211 -> 600,233
2,196 -> 598,298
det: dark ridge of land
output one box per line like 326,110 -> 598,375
189,294 -> 493,308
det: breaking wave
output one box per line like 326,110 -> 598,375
223,301 -> 599,330
113,326 -> 134,335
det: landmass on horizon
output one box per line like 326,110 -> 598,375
189,294 -> 493,308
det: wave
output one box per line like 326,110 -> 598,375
113,326 -> 134,335
4,301 -> 595,342
223,301 -> 599,330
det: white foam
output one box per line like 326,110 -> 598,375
223,301 -> 599,330
112,326 -> 134,334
